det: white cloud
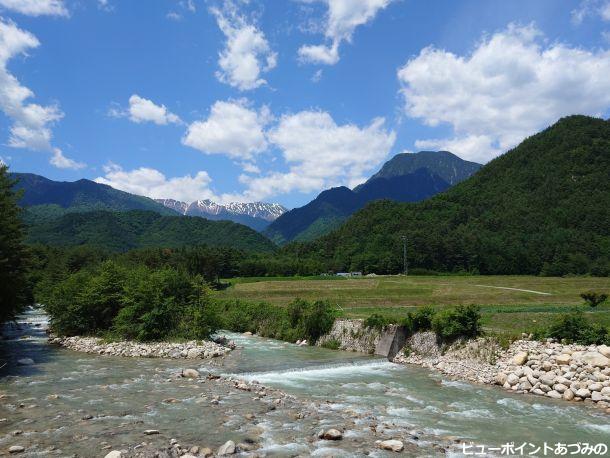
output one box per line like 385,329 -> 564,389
397,24 -> 610,162
182,100 -> 269,160
0,0 -> 68,16
238,111 -> 395,201
311,68 -> 323,82
298,0 -> 393,65
50,148 -> 86,170
95,163 -> 219,203
0,19 -> 65,154
97,0 -> 113,12
571,0 -> 610,24
212,2 -> 277,90
113,94 -> 181,125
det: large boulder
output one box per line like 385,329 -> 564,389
512,352 -> 528,366
322,429 -> 343,440
217,440 -> 236,456
578,352 -> 609,368
598,345 -> 610,358
17,358 -> 34,366
378,440 -> 404,452
182,369 -> 200,378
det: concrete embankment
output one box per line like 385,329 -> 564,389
318,319 -> 610,412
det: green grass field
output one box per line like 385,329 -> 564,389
216,275 -> 610,338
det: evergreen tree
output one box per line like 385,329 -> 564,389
0,165 -> 32,323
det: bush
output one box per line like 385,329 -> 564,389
45,263 -> 220,341
364,313 -> 389,330
402,305 -> 436,333
580,291 -> 608,308
431,305 -> 482,342
321,339 -> 340,350
212,298 -> 337,344
547,309 -> 609,345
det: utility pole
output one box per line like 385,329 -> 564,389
401,235 -> 408,276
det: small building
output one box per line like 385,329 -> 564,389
336,272 -> 351,277
350,271 -> 363,277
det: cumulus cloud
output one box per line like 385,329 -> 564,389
110,94 -> 181,125
571,0 -> 610,24
212,2 -> 277,90
298,0 -> 393,65
182,100 -> 269,160
95,163 -> 219,203
0,19 -> 66,156
237,111 -> 395,201
397,24 -> 610,163
0,0 -> 68,16
50,148 -> 86,170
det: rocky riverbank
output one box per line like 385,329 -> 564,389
316,319 -> 382,353
393,331 -> 610,413
48,335 -> 234,359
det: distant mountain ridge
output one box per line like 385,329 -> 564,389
264,151 -> 481,244
25,210 -> 276,253
11,173 -> 175,217
155,199 -> 287,231
363,150 -> 481,186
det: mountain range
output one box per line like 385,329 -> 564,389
12,173 -> 175,218
155,199 -> 287,231
264,151 -> 482,244
288,115 -> 610,276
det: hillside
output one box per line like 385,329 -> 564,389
290,116 -> 610,276
11,173 -> 176,218
26,210 -> 276,253
264,151 -> 480,244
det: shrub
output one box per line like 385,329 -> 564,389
580,291 -> 608,308
402,305 -> 436,333
431,305 -> 482,342
303,300 -> 336,343
547,309 -> 609,345
364,313 -> 389,330
321,339 -> 340,350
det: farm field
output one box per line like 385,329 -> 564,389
216,275 -> 610,337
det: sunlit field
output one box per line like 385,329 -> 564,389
216,275 -> 610,337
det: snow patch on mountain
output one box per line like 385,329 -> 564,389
155,198 -> 287,221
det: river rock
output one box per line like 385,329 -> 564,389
512,352 -> 528,366
217,440 -> 236,455
495,373 -> 507,385
378,440 -> 404,452
8,446 -> 25,454
553,384 -> 568,393
578,352 -> 610,368
556,354 -> 571,365
143,429 -> 160,435
182,369 -> 199,378
186,348 -> 201,358
506,374 -> 519,386
591,391 -> 604,402
576,388 -> 591,398
104,452 -> 123,458
546,390 -> 562,399
598,345 -> 610,358
17,358 -> 34,366
563,389 -> 575,401
200,447 -> 213,457
322,429 -> 343,440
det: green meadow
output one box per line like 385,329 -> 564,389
216,275 -> 610,338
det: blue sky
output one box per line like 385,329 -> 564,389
1,0 -> 609,208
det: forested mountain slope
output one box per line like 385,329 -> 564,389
289,116 -> 610,276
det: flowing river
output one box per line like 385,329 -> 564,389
1,308 -> 609,457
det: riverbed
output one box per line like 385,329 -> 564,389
1,309 -> 609,456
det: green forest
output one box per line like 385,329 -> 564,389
285,116 -> 610,276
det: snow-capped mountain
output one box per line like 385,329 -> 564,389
155,198 -> 287,232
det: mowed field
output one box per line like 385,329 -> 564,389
216,275 -> 610,337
